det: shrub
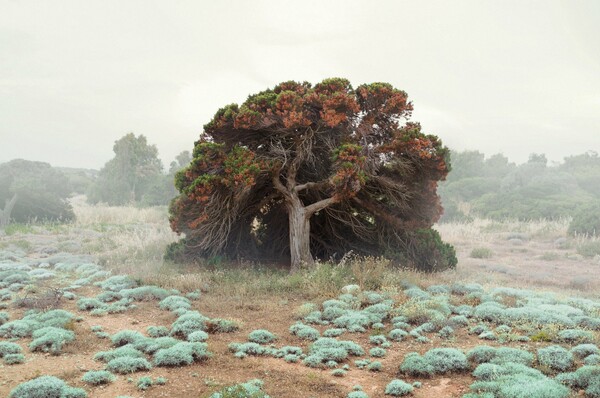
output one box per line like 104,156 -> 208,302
0,341 -> 23,357
97,275 -> 136,292
584,354 -> 600,365
0,320 -> 36,338
94,346 -> 145,362
4,353 -> 25,364
388,330 -> 408,344
369,347 -> 386,357
368,361 -> 382,371
0,311 -> 9,324
568,202 -> 600,236
438,326 -> 454,338
324,328 -> 346,337
470,247 -> 493,259
537,345 -> 573,371
153,342 -> 210,366
571,344 -> 599,358
159,295 -> 191,312
29,327 -> 75,355
105,357 -> 152,374
467,346 -> 497,364
171,311 -> 208,338
111,330 -> 146,347
577,241 -> 600,258
82,370 -> 116,385
303,338 -> 364,368
331,369 -> 347,377
248,329 -> 277,344
137,376 -> 153,390
9,376 -> 87,398
120,286 -> 170,301
557,329 -> 594,344
147,326 -> 169,338
424,348 -> 469,373
209,379 -> 270,398
188,330 -> 209,342
206,318 -> 240,333
470,362 -> 570,398
491,347 -> 534,366
289,322 -> 320,341
555,365 -> 600,390
77,298 -> 107,311
400,352 -> 435,377
385,379 -> 414,396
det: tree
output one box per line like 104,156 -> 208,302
169,78 -> 455,271
0,159 -> 74,226
88,133 -> 163,205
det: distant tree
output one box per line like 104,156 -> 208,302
169,151 -> 192,175
0,159 -> 74,226
169,78 -> 456,271
88,133 -> 163,205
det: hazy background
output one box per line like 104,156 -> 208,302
1,0 -> 599,169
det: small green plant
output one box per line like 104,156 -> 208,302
470,247 -> 493,259
576,241 -> 600,258
105,357 -> 152,374
9,376 -> 87,398
209,379 -> 270,398
248,329 -> 277,344
385,379 -> 414,396
537,345 -> 574,372
137,376 -> 153,390
82,370 -> 116,385
29,327 -> 75,355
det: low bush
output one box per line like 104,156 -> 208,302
153,342 -> 210,367
571,344 -> 599,358
470,247 -> 493,259
289,322 -> 320,341
209,379 -> 270,398
111,330 -> 146,347
3,353 -> 25,364
557,329 -> 594,344
385,379 -> 414,396
147,326 -> 169,338
248,329 -> 277,344
105,356 -> 152,374
94,346 -> 145,362
159,295 -> 191,312
537,345 -> 573,372
137,376 -> 153,390
9,376 -> 87,398
29,327 -> 75,355
82,370 -> 116,385
568,202 -> 600,237
170,311 -> 208,338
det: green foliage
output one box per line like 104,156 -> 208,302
136,376 -> 153,390
147,326 -> 169,338
209,379 -> 270,398
568,201 -> 600,236
153,342 -> 210,366
94,346 -> 145,362
111,330 -> 146,347
29,327 -> 75,355
440,149 -> 600,222
82,370 -> 116,385
9,376 -> 87,398
289,322 -> 320,341
470,362 -> 570,398
87,133 -> 164,206
537,345 -> 574,372
571,344 -> 599,358
105,356 -> 153,374
470,247 -> 493,259
369,347 -> 386,357
576,241 -> 600,258
159,295 -> 191,312
171,311 -> 208,338
248,329 -> 277,344
3,353 -> 25,364
384,379 -> 414,396
0,159 -> 75,223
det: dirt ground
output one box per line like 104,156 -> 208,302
0,216 -> 598,397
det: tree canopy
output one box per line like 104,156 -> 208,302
87,133 -> 164,206
169,78 -> 456,271
0,159 -> 74,225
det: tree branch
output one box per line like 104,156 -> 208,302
305,196 -> 338,217
294,180 -> 330,193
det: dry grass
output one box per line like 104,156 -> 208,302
71,195 -> 169,226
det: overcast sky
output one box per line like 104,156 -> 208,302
1,0 -> 599,170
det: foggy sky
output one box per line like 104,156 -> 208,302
1,0 -> 599,170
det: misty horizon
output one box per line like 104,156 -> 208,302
1,1 -> 599,170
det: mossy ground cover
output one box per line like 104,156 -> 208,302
1,207 -> 600,397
